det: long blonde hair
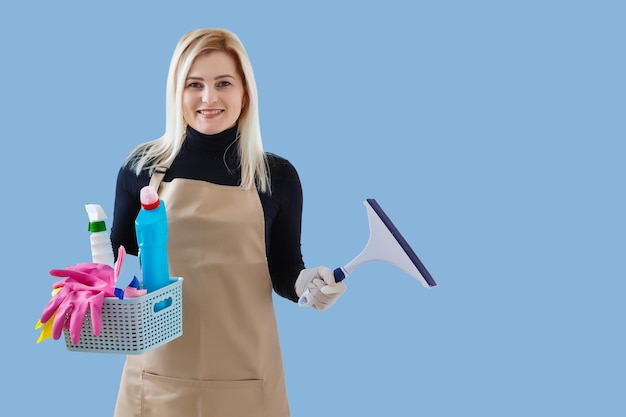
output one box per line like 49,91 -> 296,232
125,28 -> 270,192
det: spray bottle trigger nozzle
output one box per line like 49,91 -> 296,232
129,276 -> 140,289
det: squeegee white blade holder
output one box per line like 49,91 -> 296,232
341,199 -> 436,288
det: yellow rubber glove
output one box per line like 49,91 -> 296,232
35,287 -> 62,343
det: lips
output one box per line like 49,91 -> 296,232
198,109 -> 223,116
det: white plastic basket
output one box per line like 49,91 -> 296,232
63,277 -> 183,355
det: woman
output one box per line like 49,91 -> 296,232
110,28 -> 346,416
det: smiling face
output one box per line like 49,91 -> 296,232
182,51 -> 246,135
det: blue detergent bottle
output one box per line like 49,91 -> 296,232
135,185 -> 171,293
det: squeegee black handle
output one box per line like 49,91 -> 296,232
333,267 -> 347,282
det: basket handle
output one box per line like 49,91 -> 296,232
148,277 -> 182,315
152,296 -> 173,314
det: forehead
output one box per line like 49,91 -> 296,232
188,51 -> 240,77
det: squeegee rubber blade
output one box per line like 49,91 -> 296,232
365,199 -> 437,287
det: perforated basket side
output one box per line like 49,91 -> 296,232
64,277 -> 183,354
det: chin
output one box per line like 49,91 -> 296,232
196,125 -> 224,135
198,120 -> 237,135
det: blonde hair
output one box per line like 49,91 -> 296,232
125,28 -> 270,192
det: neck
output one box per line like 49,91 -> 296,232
185,125 -> 239,152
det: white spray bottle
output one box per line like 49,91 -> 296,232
85,204 -> 115,267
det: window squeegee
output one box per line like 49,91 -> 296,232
299,199 -> 437,307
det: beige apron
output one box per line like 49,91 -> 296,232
114,170 -> 290,417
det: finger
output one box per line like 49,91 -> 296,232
52,301 -> 74,340
310,278 -> 326,290
50,264 -> 114,286
36,317 -> 55,344
50,269 -> 96,286
40,285 -> 72,323
70,298 -> 90,345
71,262 -> 114,278
89,293 -> 105,336
307,286 -> 330,310
114,246 -> 126,281
57,280 -> 109,293
316,266 -> 336,286
321,282 -> 346,295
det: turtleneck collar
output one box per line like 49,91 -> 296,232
184,124 -> 239,152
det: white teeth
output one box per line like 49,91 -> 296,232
199,110 -> 221,115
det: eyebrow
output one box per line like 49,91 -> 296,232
185,74 -> 236,81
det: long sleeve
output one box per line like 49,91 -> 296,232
110,165 -> 149,258
262,155 -> 305,302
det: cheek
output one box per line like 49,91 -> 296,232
234,92 -> 246,113
182,95 -> 194,119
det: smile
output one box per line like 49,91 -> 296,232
198,109 -> 223,115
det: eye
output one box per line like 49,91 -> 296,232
187,82 -> 203,89
216,81 -> 232,88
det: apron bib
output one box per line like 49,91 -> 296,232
114,171 -> 290,417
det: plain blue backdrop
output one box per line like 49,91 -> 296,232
2,1 -> 624,416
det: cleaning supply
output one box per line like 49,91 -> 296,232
112,245 -> 142,299
298,198 -> 437,307
135,185 -> 171,293
85,204 -> 115,267
39,262 -> 116,344
35,286 -> 63,343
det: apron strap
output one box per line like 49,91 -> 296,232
149,165 -> 170,192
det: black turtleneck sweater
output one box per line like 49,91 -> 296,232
110,126 -> 304,302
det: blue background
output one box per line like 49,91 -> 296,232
2,1 -> 624,415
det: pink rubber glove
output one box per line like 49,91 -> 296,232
41,263 -> 115,323
52,289 -> 106,344
40,262 -> 116,344
49,262 -> 115,291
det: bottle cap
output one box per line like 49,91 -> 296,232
88,220 -> 107,232
140,186 -> 161,210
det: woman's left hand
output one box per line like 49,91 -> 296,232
295,266 -> 346,311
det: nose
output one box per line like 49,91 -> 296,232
201,87 -> 214,103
